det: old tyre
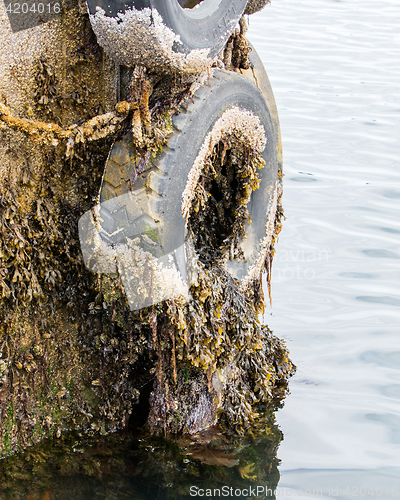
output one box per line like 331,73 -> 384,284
86,0 -> 247,72
82,48 -> 281,307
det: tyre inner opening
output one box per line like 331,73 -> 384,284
178,0 -> 204,9
187,138 -> 263,268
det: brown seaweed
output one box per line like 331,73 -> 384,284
0,0 -> 294,459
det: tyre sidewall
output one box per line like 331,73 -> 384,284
152,0 -> 246,56
160,71 -> 278,257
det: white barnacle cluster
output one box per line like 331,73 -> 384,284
240,182 -> 280,290
118,242 -> 190,311
89,7 -> 214,73
78,205 -> 189,311
181,106 -> 267,220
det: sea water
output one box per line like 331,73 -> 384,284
249,0 -> 400,494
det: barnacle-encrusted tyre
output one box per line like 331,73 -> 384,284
80,47 -> 282,309
86,0 -> 247,72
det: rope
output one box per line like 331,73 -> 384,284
0,101 -> 137,157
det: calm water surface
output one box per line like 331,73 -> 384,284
249,0 -> 400,493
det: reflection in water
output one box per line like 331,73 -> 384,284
0,402 -> 283,500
